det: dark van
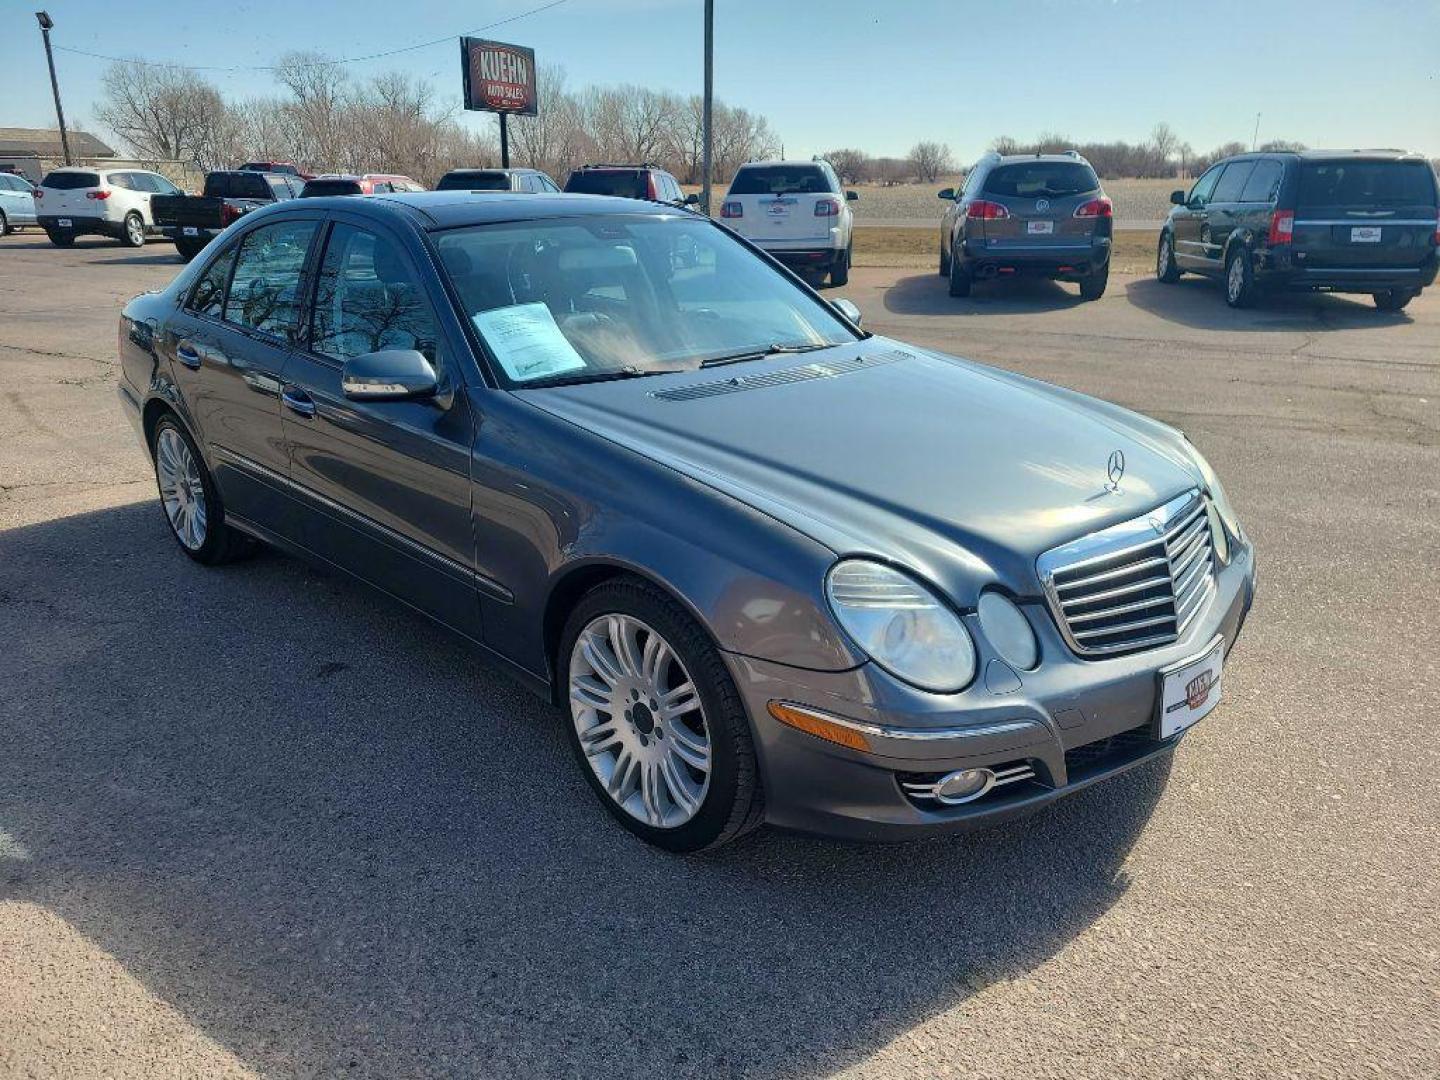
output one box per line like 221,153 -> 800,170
1157,150 -> 1439,310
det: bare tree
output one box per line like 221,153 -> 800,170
907,141 -> 953,183
824,148 -> 871,184
1150,122 -> 1179,177
509,66 -> 585,179
94,61 -> 231,168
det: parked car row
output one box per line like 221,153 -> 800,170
937,147 -> 1439,311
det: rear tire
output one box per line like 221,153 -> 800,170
150,414 -> 254,565
121,212 -> 146,248
829,242 -> 851,287
947,242 -> 972,297
1373,289 -> 1415,312
46,228 -> 74,248
1224,246 -> 1258,308
1156,230 -> 1182,283
174,238 -> 205,263
1079,262 -> 1109,301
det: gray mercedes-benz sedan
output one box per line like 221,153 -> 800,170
117,192 -> 1255,851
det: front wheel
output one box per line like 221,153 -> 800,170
1079,262 -> 1109,301
1373,289 -> 1415,312
151,415 -> 253,565
1224,246 -> 1258,308
560,578 -> 764,853
947,242 -> 972,297
938,236 -> 951,276
1156,231 -> 1182,283
121,212 -> 146,248
0,210 -> 9,236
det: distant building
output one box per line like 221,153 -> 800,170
0,127 -> 117,182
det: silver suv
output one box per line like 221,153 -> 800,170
938,150 -> 1113,300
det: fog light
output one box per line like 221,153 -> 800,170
933,767 -> 995,805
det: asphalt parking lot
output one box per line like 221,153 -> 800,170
2,232 -> 1437,1079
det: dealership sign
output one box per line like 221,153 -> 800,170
461,38 -> 539,116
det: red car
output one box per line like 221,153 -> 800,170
299,174 -> 426,197
238,161 -> 314,181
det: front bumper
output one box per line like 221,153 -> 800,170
725,540 -> 1255,841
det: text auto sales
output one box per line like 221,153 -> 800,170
479,51 -> 531,105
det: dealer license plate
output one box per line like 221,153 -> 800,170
1157,637 -> 1223,739
1027,220 -> 1054,235
1350,226 -> 1382,243
58,218 -> 72,227
182,226 -> 199,236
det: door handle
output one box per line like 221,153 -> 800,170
175,342 -> 202,369
282,387 -> 316,418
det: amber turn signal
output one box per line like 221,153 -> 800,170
766,701 -> 871,752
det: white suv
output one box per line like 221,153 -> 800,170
35,167 -> 184,248
720,159 -> 857,286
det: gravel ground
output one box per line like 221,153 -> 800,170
1,230 -> 1438,1079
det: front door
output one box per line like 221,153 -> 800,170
1172,163 -> 1224,271
161,216 -> 321,537
279,218 -> 483,639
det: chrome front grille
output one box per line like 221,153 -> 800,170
1038,489 -> 1217,657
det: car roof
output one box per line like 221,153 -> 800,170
993,153 -> 1091,166
737,160 -> 828,169
281,191 -> 686,230
445,167 -> 532,175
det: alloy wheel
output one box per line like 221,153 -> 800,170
1227,254 -> 1245,302
1158,236 -> 1171,277
127,215 -> 143,245
568,613 -> 711,828
155,427 -> 208,550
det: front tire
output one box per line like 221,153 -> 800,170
938,235 -> 951,276
0,210 -> 9,236
947,241 -> 972,297
1156,230 -> 1182,283
1224,246 -> 1258,308
1373,289 -> 1415,312
560,578 -> 764,853
121,212 -> 146,248
150,414 -> 252,565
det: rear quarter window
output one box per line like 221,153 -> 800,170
42,172 -> 99,190
1297,161 -> 1439,209
729,166 -> 831,195
302,180 -> 362,197
983,162 -> 1099,198
439,171 -> 510,191
564,171 -> 646,198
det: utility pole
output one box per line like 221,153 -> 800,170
35,12 -> 73,166
701,0 -> 713,216
1251,112 -> 1261,152
500,112 -> 510,169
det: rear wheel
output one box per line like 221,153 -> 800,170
46,228 -> 74,248
1373,289 -> 1415,312
174,238 -> 205,263
560,578 -> 764,853
1224,246 -> 1258,308
947,241 -> 972,297
1079,262 -> 1109,301
829,242 -> 851,287
1156,230 -> 1182,283
121,212 -> 146,248
150,415 -> 253,565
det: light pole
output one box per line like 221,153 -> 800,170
35,11 -> 73,166
701,0 -> 713,216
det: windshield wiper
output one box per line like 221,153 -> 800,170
699,342 -> 834,369
520,366 -> 686,389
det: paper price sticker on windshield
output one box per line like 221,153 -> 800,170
472,303 -> 586,383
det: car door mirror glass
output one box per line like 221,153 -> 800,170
937,188 -> 955,201
845,190 -> 858,202
1170,189 -> 1186,205
831,297 -> 862,326
341,349 -> 439,401
684,192 -> 700,205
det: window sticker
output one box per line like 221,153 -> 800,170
472,302 -> 587,382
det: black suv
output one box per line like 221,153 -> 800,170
563,164 -> 697,209
1157,149 -> 1439,310
938,151 -> 1113,300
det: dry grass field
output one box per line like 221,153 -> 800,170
853,226 -> 1160,274
847,178 -> 1181,224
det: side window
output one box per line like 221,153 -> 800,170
1187,164 -> 1225,206
1210,162 -> 1255,204
1240,160 -> 1283,203
223,219 -> 318,339
542,175 -> 560,193
187,241 -> 239,319
107,173 -> 130,191
310,224 -> 439,363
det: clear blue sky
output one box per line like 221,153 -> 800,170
3,0 -> 1437,163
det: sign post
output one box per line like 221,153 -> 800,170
461,37 -> 539,171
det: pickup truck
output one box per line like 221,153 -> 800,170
152,170 -> 304,261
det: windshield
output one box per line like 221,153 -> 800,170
729,165 -> 832,195
435,215 -> 857,387
301,179 -> 361,197
1297,161 -> 1438,209
984,162 -> 1099,198
438,171 -> 510,191
565,171 -> 646,198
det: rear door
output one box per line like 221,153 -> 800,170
1205,160 -> 1256,258
1292,158 -> 1439,268
723,164 -> 835,244
0,174 -> 36,225
977,160 -> 1101,251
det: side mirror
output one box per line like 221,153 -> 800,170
1170,189 -> 1186,205
831,297 -> 862,326
937,188 -> 955,201
683,192 -> 700,205
845,190 -> 858,202
341,349 -> 438,401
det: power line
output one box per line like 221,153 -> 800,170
52,0 -> 572,73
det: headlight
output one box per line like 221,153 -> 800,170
977,591 -> 1038,670
825,560 -> 976,692
1183,438 -> 1242,559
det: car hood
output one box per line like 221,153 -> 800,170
517,338 -> 1203,603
